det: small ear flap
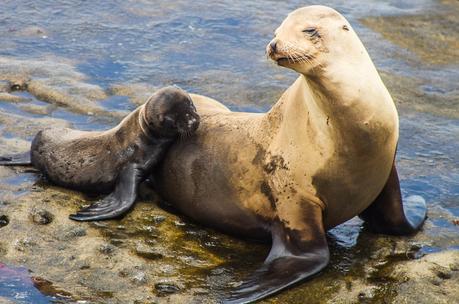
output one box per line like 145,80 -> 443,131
342,25 -> 349,31
157,114 -> 164,123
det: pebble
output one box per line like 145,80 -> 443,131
131,272 -> 148,285
154,282 -> 180,296
0,215 -> 9,228
30,208 -> 54,225
99,244 -> 116,255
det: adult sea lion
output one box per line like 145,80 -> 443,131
0,86 -> 200,221
155,6 -> 427,303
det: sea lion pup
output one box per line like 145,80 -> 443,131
155,6 -> 427,303
0,86 -> 200,221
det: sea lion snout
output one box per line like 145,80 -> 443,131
177,111 -> 200,134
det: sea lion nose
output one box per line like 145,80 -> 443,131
270,40 -> 277,53
187,116 -> 200,131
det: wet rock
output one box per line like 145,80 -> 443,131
6,77 -> 28,92
0,242 -> 7,256
357,286 -> 377,301
193,288 -> 209,295
154,282 -> 181,296
110,238 -> 125,246
27,80 -> 105,116
14,238 -> 36,252
0,92 -> 31,102
361,6 -> 459,65
0,110 -> 70,140
150,215 -> 166,225
131,272 -> 148,285
0,80 -> 8,92
0,57 -> 127,118
391,251 -> 459,303
135,242 -> 163,260
174,220 -> 186,227
18,103 -> 53,115
108,83 -> 158,105
0,215 -> 9,227
13,26 -> 48,38
140,225 -> 159,236
98,244 -> 116,255
77,261 -> 91,270
30,208 -> 54,225
58,226 -> 87,241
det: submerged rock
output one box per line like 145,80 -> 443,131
0,92 -> 31,102
0,56 -> 128,119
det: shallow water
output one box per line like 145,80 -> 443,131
0,0 -> 458,303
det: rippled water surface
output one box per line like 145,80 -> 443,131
0,0 -> 457,303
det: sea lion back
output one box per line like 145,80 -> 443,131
31,128 -> 120,192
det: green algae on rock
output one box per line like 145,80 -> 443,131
0,56 -> 129,119
361,8 -> 459,66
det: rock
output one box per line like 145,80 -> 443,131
131,272 -> 148,285
150,215 -> 166,225
0,92 -> 31,102
135,242 -> 163,260
58,226 -> 87,241
357,286 -> 377,301
98,244 -> 116,256
390,250 -> 459,304
0,215 -> 9,228
14,238 -> 36,252
30,208 -> 54,225
154,282 -> 180,296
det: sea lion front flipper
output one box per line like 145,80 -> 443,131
223,200 -> 329,304
359,163 -> 427,235
69,164 -> 142,221
0,152 -> 31,166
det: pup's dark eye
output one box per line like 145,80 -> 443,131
302,27 -> 318,35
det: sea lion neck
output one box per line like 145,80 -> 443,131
267,56 -> 398,139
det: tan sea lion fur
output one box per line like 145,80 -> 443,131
156,5 -> 427,303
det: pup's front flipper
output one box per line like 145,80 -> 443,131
223,198 -> 329,304
69,164 -> 142,221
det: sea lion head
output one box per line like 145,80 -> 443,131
266,5 -> 359,75
142,86 -> 200,138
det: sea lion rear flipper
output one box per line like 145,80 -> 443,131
359,163 -> 427,235
69,164 -> 142,221
0,152 -> 31,166
223,201 -> 329,304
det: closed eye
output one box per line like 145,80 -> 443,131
302,27 -> 319,37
